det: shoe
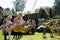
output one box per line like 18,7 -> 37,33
43,36 -> 47,38
43,35 -> 47,38
50,36 -> 54,38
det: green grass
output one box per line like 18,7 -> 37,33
0,30 -> 60,40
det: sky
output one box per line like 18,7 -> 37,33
0,0 -> 15,9
0,0 -> 55,12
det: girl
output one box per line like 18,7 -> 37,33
1,15 -> 13,40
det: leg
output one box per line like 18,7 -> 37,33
42,28 -> 47,38
11,30 -> 17,39
47,27 -> 54,38
3,30 -> 7,40
48,27 -> 54,38
4,35 -> 7,40
18,32 -> 22,39
8,32 -> 11,40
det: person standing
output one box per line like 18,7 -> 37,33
13,11 -> 26,39
0,6 -> 3,25
0,15 -> 13,40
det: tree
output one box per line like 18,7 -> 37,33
5,8 -> 10,15
13,0 -> 27,12
52,6 -> 57,18
39,8 -> 48,19
12,8 -> 15,14
49,8 -> 53,18
53,6 -> 56,15
27,11 -> 31,14
54,0 -> 60,16
5,8 -> 10,11
35,9 -> 39,13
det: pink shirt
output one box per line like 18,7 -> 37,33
18,19 -> 25,25
14,17 -> 26,26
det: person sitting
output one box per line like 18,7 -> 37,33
31,20 -> 36,34
26,19 -> 36,34
42,20 -> 54,38
31,20 -> 36,29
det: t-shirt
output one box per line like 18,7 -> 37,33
18,19 -> 25,25
14,17 -> 25,26
3,19 -> 13,32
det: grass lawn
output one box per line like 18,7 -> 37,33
0,30 -> 60,40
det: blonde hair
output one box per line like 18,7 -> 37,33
17,11 -> 22,15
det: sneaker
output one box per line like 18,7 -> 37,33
50,36 -> 54,38
43,35 -> 47,38
43,36 -> 47,38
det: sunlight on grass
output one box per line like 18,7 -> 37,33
0,30 -> 4,40
0,31 -> 60,40
20,32 -> 60,40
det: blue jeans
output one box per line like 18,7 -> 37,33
42,28 -> 47,35
42,27 -> 53,37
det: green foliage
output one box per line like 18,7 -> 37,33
54,0 -> 60,16
12,9 -> 15,14
5,8 -> 10,11
14,0 -> 26,12
39,8 -> 48,19
27,11 -> 31,14
53,6 -> 57,15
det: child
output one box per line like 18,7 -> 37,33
1,15 -> 13,40
42,20 -> 54,38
